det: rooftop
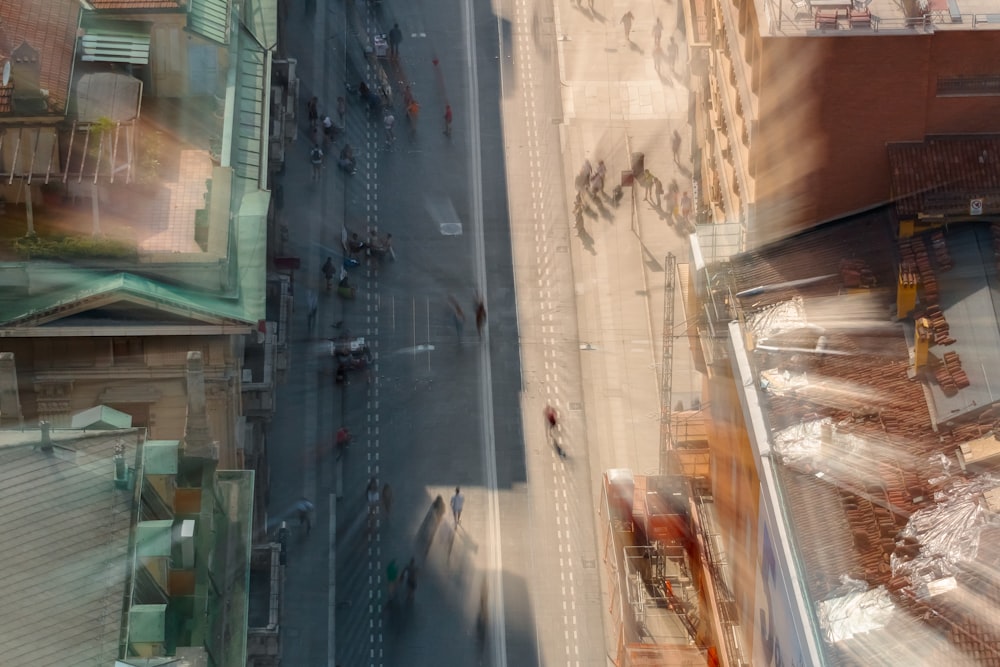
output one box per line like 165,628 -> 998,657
88,0 -> 184,9
889,135 -> 1000,218
0,426 -> 141,666
758,0 -> 1000,37
716,209 -> 1000,665
0,9 -> 273,331
0,0 -> 80,114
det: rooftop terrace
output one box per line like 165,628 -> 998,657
758,0 -> 1000,36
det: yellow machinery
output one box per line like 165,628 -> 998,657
897,263 -> 919,319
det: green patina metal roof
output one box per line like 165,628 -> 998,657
142,440 -> 179,475
127,604 -> 167,644
2,271 -> 260,327
136,520 -> 173,558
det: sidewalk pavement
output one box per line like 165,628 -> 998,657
554,0 -> 704,479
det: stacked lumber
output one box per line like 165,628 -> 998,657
929,231 -> 953,271
840,258 -> 876,288
935,351 -> 970,394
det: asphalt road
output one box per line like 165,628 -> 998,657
270,0 -> 541,665
268,0 -> 697,663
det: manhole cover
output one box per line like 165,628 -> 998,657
570,402 -> 582,410
440,223 -> 463,236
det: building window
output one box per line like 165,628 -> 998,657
936,75 -> 1000,97
112,338 -> 145,365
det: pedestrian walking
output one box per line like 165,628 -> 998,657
387,558 -> 400,602
382,482 -> 393,518
620,10 -> 634,39
338,144 -> 357,174
654,177 -> 664,208
642,169 -> 655,202
388,23 -> 403,58
402,557 -> 418,602
310,143 -> 323,182
322,115 -> 337,147
577,159 -> 592,191
667,189 -> 679,221
383,109 -> 396,147
667,37 -> 679,71
406,98 -> 420,139
443,104 -> 453,137
451,487 -> 465,526
306,289 -> 318,330
671,129 -> 682,164
337,96 -> 346,123
448,295 -> 466,340
296,498 -> 314,535
680,190 -> 692,220
652,18 -> 663,49
307,96 -> 319,131
474,295 -> 486,339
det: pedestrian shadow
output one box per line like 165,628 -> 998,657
575,223 -> 596,255
630,42 -> 644,55
599,202 -> 616,223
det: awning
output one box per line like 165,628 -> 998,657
80,28 -> 151,65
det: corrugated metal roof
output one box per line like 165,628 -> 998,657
888,135 -> 1000,218
188,0 -> 231,45
0,428 -> 139,666
0,0 -> 80,114
234,31 -> 265,181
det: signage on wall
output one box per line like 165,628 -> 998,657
970,198 -> 984,216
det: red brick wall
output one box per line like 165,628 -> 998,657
925,30 -> 1000,132
748,29 -> 1000,245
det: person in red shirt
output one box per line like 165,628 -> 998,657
443,104 -> 453,137
335,426 -> 351,459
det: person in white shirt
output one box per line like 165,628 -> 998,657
450,487 -> 465,526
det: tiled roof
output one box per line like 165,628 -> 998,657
0,428 -> 139,666
889,135 -> 1000,218
724,209 -> 1000,665
0,0 -> 80,114
88,0 -> 184,9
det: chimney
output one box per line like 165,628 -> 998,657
0,352 -> 22,426
183,351 -> 214,458
40,421 -> 52,453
